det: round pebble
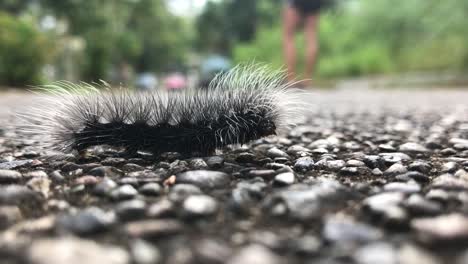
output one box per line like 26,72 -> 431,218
183,195 -> 218,216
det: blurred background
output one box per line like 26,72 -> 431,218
0,0 -> 467,89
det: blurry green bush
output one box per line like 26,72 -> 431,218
233,0 -> 468,79
0,12 -> 52,86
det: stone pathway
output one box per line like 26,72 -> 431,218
0,88 -> 467,264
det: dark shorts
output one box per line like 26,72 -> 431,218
288,0 -> 323,15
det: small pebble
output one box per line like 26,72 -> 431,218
0,169 -> 22,183
110,184 -> 138,200
177,170 -> 230,189
139,183 -> 162,196
273,172 -> 295,186
183,195 -> 218,216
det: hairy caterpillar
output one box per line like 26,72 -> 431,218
20,65 -> 303,157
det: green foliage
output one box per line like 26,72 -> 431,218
0,0 -> 31,14
129,0 -> 190,71
195,0 -> 283,54
0,12 -> 51,86
195,1 -> 233,54
42,0 -> 189,80
233,0 -> 468,78
1,0 -> 467,86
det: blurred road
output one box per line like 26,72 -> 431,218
2,87 -> 467,117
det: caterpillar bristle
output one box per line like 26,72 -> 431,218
18,65 -> 305,157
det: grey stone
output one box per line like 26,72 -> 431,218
61,162 -> 81,172
94,178 -> 117,196
247,169 -> 276,179
183,195 -> 218,216
396,171 -> 430,183
147,199 -> 175,218
344,141 -> 361,150
384,163 -> 408,176
266,147 -> 289,158
0,159 -> 35,170
122,163 -> 145,172
383,182 -> 421,194
308,138 -> 333,149
441,162 -> 458,173
250,231 -> 282,250
227,244 -> 281,264
0,205 -> 22,228
231,179 -> 268,212
177,170 -> 230,189
292,235 -> 322,255
265,162 -> 289,170
273,172 -> 295,186
27,177 -> 51,198
293,157 -> 314,172
340,166 -> 370,175
411,214 -> 468,243
364,192 -> 407,224
110,184 -> 138,200
131,239 -> 161,264
451,138 -> 468,150
315,159 -> 345,171
236,152 -> 256,163
194,239 -> 232,264
441,148 -> 457,156
139,183 -> 162,196
380,153 -> 412,164
353,242 -> 397,264
28,237 -> 130,264
287,145 -> 311,156
101,157 -> 126,166
205,156 -> 224,169
124,220 -> 182,238
23,170 -> 48,178
323,217 -> 382,243
0,185 -> 41,205
311,147 -> 329,154
455,169 -> 468,178
116,199 -> 146,221
0,169 -> 22,183
88,166 -> 122,177
425,189 -> 449,202
50,170 -> 65,182
266,179 -> 351,220
346,159 -> 366,167
404,194 -> 442,216
189,158 -> 208,170
168,184 -> 202,202
408,161 -> 432,174
398,244 -> 441,264
399,142 -> 428,153
364,192 -> 405,212
379,144 -> 397,152
431,174 -> 468,189
364,155 -> 384,169
57,207 -> 116,235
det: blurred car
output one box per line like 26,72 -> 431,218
199,55 -> 232,88
164,72 -> 187,90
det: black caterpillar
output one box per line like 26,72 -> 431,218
21,65 -> 302,157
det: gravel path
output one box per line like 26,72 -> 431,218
0,88 -> 467,264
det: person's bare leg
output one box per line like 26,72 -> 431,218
283,5 -> 300,83
303,14 -> 319,87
